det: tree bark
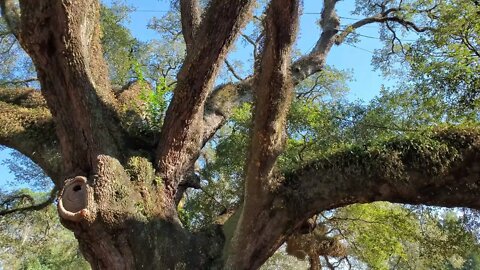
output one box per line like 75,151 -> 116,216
155,0 -> 254,203
225,0 -> 300,268
0,88 -> 61,182
1,1 -> 480,269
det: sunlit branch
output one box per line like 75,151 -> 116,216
156,0 -> 254,197
335,7 -> 433,45
224,59 -> 244,81
179,0 -> 201,53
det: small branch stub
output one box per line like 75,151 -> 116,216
58,176 -> 94,222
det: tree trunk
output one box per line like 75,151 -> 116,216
2,1 -> 480,269
58,155 -> 224,269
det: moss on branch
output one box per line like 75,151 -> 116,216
0,89 -> 61,182
0,88 -> 46,108
283,126 -> 480,213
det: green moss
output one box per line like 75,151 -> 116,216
125,156 -> 155,182
285,126 -> 480,188
152,175 -> 163,187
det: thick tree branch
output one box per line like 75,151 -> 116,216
291,0 -> 340,83
244,0 -> 298,200
0,0 -> 21,39
284,127 -> 480,216
201,0 -> 341,150
0,88 -> 61,183
221,127 -> 480,268
202,79 -> 253,146
0,188 -> 57,216
225,0 -> 299,267
17,0 -> 126,175
180,0 -> 201,53
200,0 -> 436,148
156,0 -> 254,199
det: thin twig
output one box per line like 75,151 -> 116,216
225,59 -> 245,81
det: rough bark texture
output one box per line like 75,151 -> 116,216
225,0 -> 300,268
18,0 -> 125,176
1,0 -> 480,269
155,0 -> 254,202
0,88 -> 61,182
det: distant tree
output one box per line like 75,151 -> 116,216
0,190 -> 89,270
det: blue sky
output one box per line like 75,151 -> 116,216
112,0 -> 393,100
0,0 -> 397,189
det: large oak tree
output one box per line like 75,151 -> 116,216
1,0 -> 479,269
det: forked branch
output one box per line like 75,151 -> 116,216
335,6 -> 434,45
156,0 -> 254,197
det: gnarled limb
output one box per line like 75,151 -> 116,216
200,0 -> 342,147
291,0 -> 340,83
220,127 -> 480,268
156,0 -> 254,199
0,88 -> 61,183
285,127 -> 480,215
17,0 -> 125,175
225,0 -> 300,268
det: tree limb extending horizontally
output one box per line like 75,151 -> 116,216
0,188 -> 57,216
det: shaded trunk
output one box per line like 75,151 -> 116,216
58,155 -> 225,269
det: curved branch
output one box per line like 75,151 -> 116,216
0,88 -> 61,183
225,0 -> 300,267
335,7 -> 433,45
202,78 -> 253,146
201,0 -> 340,149
0,188 -> 57,216
284,127 -> 480,215
221,127 -> 480,268
291,0 -> 340,83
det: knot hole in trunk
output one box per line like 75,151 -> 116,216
58,176 -> 93,222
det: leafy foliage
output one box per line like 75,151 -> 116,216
100,1 -> 139,86
0,191 -> 89,270
407,0 -> 480,110
330,203 -> 480,270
